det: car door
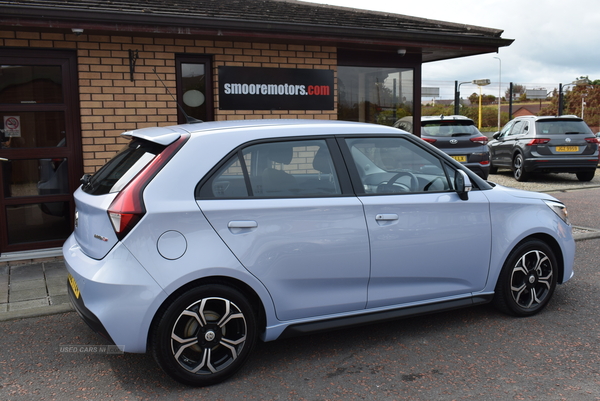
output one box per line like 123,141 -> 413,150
340,136 -> 492,308
489,119 -> 520,167
196,138 -> 371,321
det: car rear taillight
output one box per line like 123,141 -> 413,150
526,138 -> 550,146
107,134 -> 189,240
470,136 -> 489,145
422,137 -> 436,144
585,137 -> 600,144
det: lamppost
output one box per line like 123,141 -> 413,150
454,81 -> 471,115
493,57 -> 501,130
473,79 -> 491,129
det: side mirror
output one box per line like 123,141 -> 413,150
455,170 -> 472,201
492,132 -> 500,139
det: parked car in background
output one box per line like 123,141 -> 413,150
64,119 -> 574,386
488,115 -> 599,182
395,115 -> 490,179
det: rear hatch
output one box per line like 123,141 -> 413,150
73,126 -> 185,260
533,118 -> 597,156
421,120 -> 488,163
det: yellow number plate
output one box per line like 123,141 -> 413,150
451,155 -> 467,162
556,146 -> 579,152
68,273 -> 80,299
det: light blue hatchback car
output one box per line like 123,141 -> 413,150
64,119 -> 575,386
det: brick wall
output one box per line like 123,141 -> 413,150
0,29 -> 338,173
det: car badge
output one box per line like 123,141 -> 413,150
94,234 -> 109,242
450,139 -> 458,145
565,137 -> 571,143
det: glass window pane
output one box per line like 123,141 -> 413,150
338,66 -> 413,126
0,111 -> 66,148
181,63 -> 207,121
345,137 -> 450,194
245,140 -> 341,197
201,154 -> 249,199
6,202 -> 71,244
0,65 -> 63,104
3,158 -> 68,198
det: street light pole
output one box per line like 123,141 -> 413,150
473,79 -> 491,129
494,57 -> 501,130
454,81 -> 470,115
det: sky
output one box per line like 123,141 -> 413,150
303,0 -> 600,99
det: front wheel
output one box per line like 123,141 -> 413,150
151,285 -> 257,386
493,239 -> 558,317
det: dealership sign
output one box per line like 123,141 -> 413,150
218,67 -> 334,110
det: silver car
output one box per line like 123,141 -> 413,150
64,119 -> 574,386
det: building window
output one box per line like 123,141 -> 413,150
176,55 -> 213,122
338,66 -> 413,127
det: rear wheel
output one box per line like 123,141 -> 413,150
489,164 -> 498,174
513,153 -> 528,181
493,239 -> 557,317
576,170 -> 595,182
151,285 -> 257,386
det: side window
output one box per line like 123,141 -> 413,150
344,137 -> 451,195
499,120 -> 515,138
198,139 -> 341,199
508,120 -> 524,136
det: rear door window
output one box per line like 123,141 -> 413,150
197,139 -> 342,199
82,138 -> 165,195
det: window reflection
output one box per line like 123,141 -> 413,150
0,65 -> 63,104
0,111 -> 66,148
6,202 -> 71,244
338,66 -> 413,126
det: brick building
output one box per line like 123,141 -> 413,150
0,0 -> 512,256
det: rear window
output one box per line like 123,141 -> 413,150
82,138 -> 165,195
421,121 -> 479,137
536,119 -> 593,135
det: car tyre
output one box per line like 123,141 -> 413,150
493,239 -> 557,317
151,284 -> 257,386
512,153 -> 528,181
576,170 -> 595,182
489,164 -> 498,174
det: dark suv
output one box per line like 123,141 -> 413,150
488,115 -> 599,182
415,115 -> 490,179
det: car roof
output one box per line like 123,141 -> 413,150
421,115 -> 474,123
122,119 -> 405,145
513,115 -> 583,122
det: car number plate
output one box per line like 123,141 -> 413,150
451,155 -> 467,162
68,273 -> 80,299
556,146 -> 579,152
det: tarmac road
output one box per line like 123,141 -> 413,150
1,238 -> 599,400
1,172 -> 600,400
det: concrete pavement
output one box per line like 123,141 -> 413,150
2,180 -> 600,322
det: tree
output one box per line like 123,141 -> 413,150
539,78 -> 600,131
505,84 -> 526,101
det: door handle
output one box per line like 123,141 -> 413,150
375,214 -> 398,221
228,220 -> 258,229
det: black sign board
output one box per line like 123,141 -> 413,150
218,66 -> 334,110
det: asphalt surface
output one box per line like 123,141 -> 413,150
1,171 -> 600,399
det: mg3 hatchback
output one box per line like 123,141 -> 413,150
488,115 -> 599,182
64,119 -> 574,386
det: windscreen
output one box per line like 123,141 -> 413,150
421,121 -> 479,137
536,119 -> 593,135
82,138 -> 165,195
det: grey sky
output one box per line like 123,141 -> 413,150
303,0 -> 600,99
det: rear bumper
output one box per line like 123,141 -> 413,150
523,157 -> 598,173
63,234 -> 168,353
